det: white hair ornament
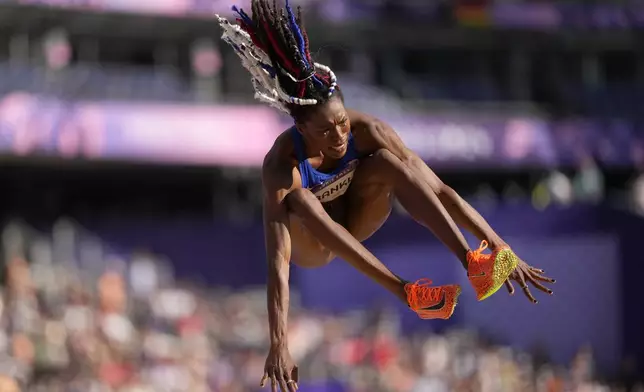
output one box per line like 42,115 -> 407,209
215,13 -> 337,114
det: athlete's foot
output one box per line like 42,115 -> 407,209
467,240 -> 519,301
404,279 -> 461,320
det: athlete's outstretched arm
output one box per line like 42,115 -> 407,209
262,169 -> 292,349
261,155 -> 299,392
261,152 -> 407,391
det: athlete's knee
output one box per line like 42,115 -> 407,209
371,148 -> 397,163
286,188 -> 324,219
287,188 -> 315,207
370,148 -> 413,180
361,149 -> 397,174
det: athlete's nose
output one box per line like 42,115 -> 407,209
330,125 -> 345,144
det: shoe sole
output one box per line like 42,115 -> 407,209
477,249 -> 518,301
444,285 -> 462,318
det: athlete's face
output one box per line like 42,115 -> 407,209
297,97 -> 351,159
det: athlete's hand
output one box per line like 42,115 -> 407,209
504,258 -> 556,303
261,345 -> 299,392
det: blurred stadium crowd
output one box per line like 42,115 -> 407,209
0,221 -> 634,392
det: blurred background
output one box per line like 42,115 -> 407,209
0,0 -> 643,391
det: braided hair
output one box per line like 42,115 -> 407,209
216,0 -> 339,121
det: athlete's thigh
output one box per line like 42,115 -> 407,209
288,213 -> 335,268
345,152 -> 394,242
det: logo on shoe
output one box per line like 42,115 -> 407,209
424,292 -> 446,311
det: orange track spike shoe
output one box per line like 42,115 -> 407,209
404,279 -> 461,320
467,240 -> 519,301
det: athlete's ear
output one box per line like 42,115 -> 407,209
294,123 -> 306,135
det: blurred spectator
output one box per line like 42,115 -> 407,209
0,220 -> 623,391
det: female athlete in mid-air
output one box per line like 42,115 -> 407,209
216,2 -> 555,391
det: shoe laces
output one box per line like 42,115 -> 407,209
467,240 -> 489,265
405,279 -> 443,309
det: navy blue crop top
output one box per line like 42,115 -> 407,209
290,126 -> 361,203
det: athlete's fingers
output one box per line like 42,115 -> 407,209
516,270 -> 537,303
283,371 -> 297,392
532,273 -> 556,283
527,275 -> 553,295
505,279 -> 515,295
290,366 -> 299,390
260,372 -> 269,387
277,371 -> 289,392
523,285 -> 537,303
271,376 -> 278,392
530,267 -> 545,274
